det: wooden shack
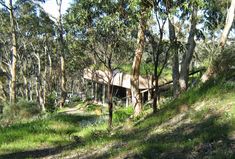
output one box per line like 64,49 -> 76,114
83,68 -> 153,106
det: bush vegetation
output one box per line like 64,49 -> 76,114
2,99 -> 40,124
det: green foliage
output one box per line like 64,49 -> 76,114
45,92 -> 57,113
113,107 -> 133,123
2,99 -> 40,122
86,104 -> 101,112
70,96 -> 81,103
203,0 -> 227,31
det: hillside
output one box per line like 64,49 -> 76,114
0,77 -> 234,159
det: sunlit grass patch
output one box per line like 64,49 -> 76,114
0,112 -> 93,155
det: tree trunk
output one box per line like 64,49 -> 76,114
23,75 -> 28,99
220,0 -> 235,47
149,34 -> 160,113
107,80 -> 113,129
9,0 -> 17,103
43,61 -> 47,109
201,0 -> 235,82
107,66 -> 114,128
179,8 -> 197,92
168,19 -> 180,98
131,5 -> 147,117
35,53 -> 45,111
152,75 -> 159,113
29,80 -> 33,101
60,56 -> 67,108
57,0 -> 67,108
48,53 -> 52,92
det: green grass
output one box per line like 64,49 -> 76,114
0,78 -> 235,158
0,113 -> 99,157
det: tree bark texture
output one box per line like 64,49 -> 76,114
219,0 -> 235,47
131,4 -> 147,117
168,19 -> 180,98
179,8 -> 197,92
9,0 -> 17,103
35,53 -> 45,111
57,0 -> 67,108
107,80 -> 113,129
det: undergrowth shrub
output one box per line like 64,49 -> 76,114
113,107 -> 133,123
46,92 -> 57,113
71,96 -> 81,103
86,104 -> 100,112
3,99 -> 40,122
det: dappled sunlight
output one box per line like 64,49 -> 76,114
0,81 -> 235,158
1,0 -> 235,158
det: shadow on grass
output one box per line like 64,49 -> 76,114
0,141 -> 81,159
52,113 -> 98,124
87,114 -> 235,159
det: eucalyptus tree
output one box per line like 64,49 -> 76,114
0,0 -> 45,104
56,0 -> 67,108
14,1 -> 55,110
0,0 -> 18,103
165,0 -> 180,98
160,0 -> 204,92
89,17 -> 132,128
202,0 -> 235,82
130,0 -> 152,116
65,0 -> 134,128
16,1 -> 41,101
219,0 -> 235,47
0,8 -> 11,101
178,1 -> 198,91
146,0 -> 173,113
39,10 -> 56,97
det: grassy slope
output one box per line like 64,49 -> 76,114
0,79 -> 235,159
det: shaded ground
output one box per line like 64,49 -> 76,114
0,80 -> 235,159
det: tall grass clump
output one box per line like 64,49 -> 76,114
113,106 -> 133,123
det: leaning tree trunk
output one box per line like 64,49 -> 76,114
201,0 -> 235,82
179,8 -> 197,92
9,0 -> 17,103
131,4 -> 147,117
57,0 -> 67,108
219,0 -> 235,47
